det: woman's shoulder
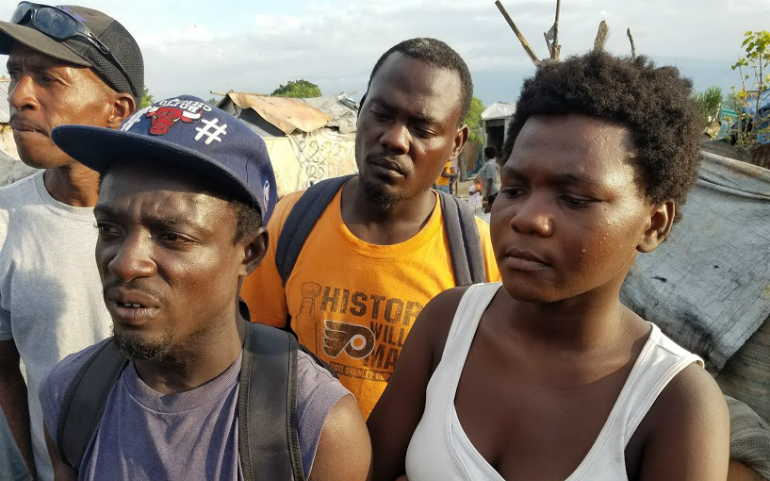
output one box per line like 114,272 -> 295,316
650,359 -> 727,429
417,283 -> 500,369
629,351 -> 729,478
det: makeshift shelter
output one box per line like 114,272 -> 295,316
621,152 -> 770,373
0,79 -> 19,160
481,102 -> 516,154
621,152 -> 770,419
217,93 -> 359,197
0,79 -> 35,186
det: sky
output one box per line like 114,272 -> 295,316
0,0 -> 767,106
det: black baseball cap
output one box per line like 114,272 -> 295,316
0,4 -> 144,105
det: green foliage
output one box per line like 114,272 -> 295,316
463,97 -> 485,143
207,97 -> 220,106
271,79 -> 322,98
728,30 -> 770,148
140,86 -> 154,109
693,86 -> 723,128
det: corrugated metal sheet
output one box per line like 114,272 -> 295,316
0,79 -> 9,124
227,93 -> 331,135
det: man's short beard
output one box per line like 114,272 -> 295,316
112,323 -> 221,364
113,326 -> 174,363
360,176 -> 405,212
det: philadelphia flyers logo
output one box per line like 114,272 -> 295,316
323,321 -> 375,359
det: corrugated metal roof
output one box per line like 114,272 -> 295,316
0,79 -> 8,124
227,93 -> 331,135
224,92 -> 359,136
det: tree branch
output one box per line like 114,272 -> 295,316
627,28 -> 636,59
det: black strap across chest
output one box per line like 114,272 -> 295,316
57,321 -> 305,481
275,174 -> 488,290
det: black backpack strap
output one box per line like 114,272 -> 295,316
239,322 -> 304,481
241,278 -> 336,378
437,190 -> 487,286
275,175 -> 354,287
57,339 -> 128,469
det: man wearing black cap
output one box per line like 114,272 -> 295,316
38,95 -> 370,481
0,4 -> 143,479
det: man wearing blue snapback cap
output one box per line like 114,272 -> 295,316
37,96 -> 371,481
0,4 -> 143,480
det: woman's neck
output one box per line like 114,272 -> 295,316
500,282 -> 633,353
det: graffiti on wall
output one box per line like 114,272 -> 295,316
289,131 -> 357,189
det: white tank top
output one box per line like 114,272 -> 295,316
405,283 -> 703,481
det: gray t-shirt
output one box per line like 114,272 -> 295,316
40,340 -> 350,480
0,171 -> 112,481
477,160 -> 499,197
0,407 -> 32,481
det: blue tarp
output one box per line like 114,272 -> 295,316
741,89 -> 770,144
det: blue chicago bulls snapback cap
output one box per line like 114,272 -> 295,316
51,94 -> 278,223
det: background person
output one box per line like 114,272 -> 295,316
478,145 -> 499,213
435,160 -> 458,194
0,4 -> 142,479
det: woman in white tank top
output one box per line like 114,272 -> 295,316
368,52 -> 730,481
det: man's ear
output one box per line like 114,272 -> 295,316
106,92 -> 137,129
241,227 -> 269,277
637,200 -> 675,253
451,124 -> 469,160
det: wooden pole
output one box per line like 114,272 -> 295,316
594,20 -> 608,51
544,32 -> 553,58
552,0 -> 561,61
627,28 -> 636,59
495,0 -> 541,66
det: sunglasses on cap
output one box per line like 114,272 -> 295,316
11,2 -> 132,91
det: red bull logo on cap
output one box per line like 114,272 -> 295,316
145,98 -> 212,136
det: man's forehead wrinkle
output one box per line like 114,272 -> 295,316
97,186 -> 219,229
370,96 -> 439,125
368,80 -> 460,129
10,45 -> 69,69
135,192 -> 213,224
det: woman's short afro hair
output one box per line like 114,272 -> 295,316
503,51 -> 702,218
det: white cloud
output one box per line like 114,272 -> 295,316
0,0 -> 766,103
